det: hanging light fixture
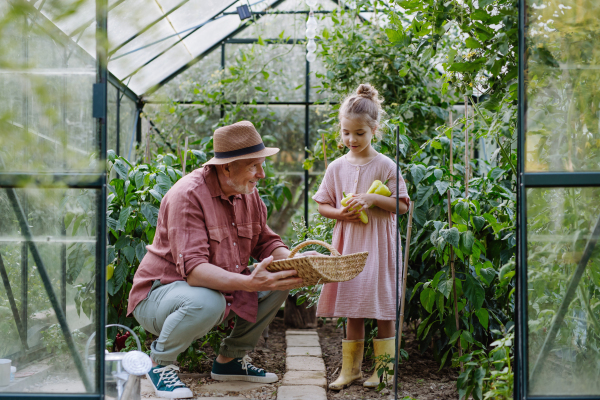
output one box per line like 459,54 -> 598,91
305,9 -> 317,62
306,0 -> 318,7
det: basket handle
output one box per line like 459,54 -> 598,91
288,240 -> 340,258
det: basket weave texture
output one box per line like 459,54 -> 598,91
265,240 -> 368,287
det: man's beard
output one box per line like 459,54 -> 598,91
226,177 -> 254,195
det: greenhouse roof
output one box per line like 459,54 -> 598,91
36,0 -> 347,97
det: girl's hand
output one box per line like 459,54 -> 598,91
337,204 -> 363,223
345,193 -> 375,213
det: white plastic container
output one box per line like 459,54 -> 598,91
10,366 -> 16,382
0,359 -> 10,387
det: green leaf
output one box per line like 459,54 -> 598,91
438,276 -> 454,299
110,258 -> 128,295
465,37 -> 481,49
475,308 -> 489,330
135,242 -> 147,263
113,159 -> 130,179
148,189 -> 163,202
141,202 -> 159,226
471,9 -> 490,21
67,243 -> 88,284
385,28 -> 404,43
488,167 -> 506,181
118,207 -> 132,231
472,216 -> 485,232
257,36 -> 265,46
420,288 -> 436,313
410,164 -> 427,184
261,71 -> 269,80
415,186 -> 433,207
464,274 -> 485,310
122,246 -> 135,264
440,227 -> 460,248
479,267 -> 496,286
434,181 -> 450,196
399,65 -> 410,77
460,231 -> 475,254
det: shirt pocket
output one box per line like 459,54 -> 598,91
237,222 -> 261,264
207,226 -> 229,243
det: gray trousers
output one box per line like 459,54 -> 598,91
133,280 -> 287,365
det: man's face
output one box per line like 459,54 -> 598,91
225,157 -> 266,195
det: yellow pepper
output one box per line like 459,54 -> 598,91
341,192 -> 369,224
366,179 -> 392,208
106,263 -> 114,281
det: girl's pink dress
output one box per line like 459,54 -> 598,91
312,153 -> 410,320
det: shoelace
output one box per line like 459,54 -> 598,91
239,355 -> 264,375
152,365 -> 186,388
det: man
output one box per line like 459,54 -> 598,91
127,121 -> 317,398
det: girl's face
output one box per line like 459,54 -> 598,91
341,115 -> 375,155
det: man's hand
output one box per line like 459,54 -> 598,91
244,256 -> 303,292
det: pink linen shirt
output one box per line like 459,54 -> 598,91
126,165 -> 287,323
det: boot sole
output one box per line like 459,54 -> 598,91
328,376 -> 362,390
211,372 -> 278,383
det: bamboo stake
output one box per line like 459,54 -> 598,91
145,117 -> 151,164
321,132 -> 328,170
448,111 -> 463,371
182,137 -> 189,177
398,201 -> 415,352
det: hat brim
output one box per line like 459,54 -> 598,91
203,147 -> 280,166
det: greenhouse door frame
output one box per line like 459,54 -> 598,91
516,1 -> 600,399
0,0 -> 108,397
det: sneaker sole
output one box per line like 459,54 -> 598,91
146,374 -> 194,399
211,372 -> 278,383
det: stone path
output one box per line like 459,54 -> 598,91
278,329 -> 327,400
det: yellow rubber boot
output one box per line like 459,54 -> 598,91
363,337 -> 395,388
329,339 -> 364,390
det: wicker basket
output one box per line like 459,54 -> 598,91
265,240 -> 368,287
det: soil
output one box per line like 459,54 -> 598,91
176,316 -> 287,399
317,320 -> 459,400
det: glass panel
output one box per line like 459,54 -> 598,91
146,47 -> 222,102
525,0 -> 600,171
225,44 -> 306,103
0,188 -> 99,394
0,8 -> 99,174
309,105 -> 335,174
107,84 -> 118,156
526,186 -> 600,395
119,95 -> 137,161
236,14 -> 306,39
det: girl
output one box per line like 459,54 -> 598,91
312,84 -> 410,390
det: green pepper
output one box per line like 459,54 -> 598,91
341,192 -> 368,224
366,179 -> 392,208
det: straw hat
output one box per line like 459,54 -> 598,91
203,121 -> 279,165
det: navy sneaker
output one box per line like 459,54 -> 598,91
146,364 -> 193,399
211,355 -> 278,383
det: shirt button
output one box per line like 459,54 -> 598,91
227,303 -> 231,307
356,167 -> 359,171
236,265 -> 239,269
233,242 -> 236,246
354,179 -> 357,183
232,222 -> 235,226
179,254 -> 182,258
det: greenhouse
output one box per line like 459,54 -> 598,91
0,0 -> 598,399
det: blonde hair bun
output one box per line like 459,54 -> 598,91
356,84 -> 379,100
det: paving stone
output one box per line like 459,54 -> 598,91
281,371 -> 327,387
196,381 -> 270,393
285,335 -> 320,347
286,346 -> 322,357
286,356 -> 326,372
285,330 -> 318,336
277,384 -> 327,400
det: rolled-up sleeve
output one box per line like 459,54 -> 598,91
251,198 -> 287,261
312,168 -> 336,206
166,191 -> 210,279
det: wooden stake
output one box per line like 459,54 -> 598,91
448,110 -> 463,371
182,137 -> 189,177
398,201 -> 415,352
145,117 -> 151,164
321,133 -> 328,170
464,96 -> 470,195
